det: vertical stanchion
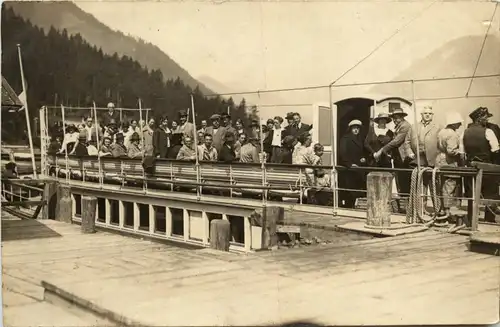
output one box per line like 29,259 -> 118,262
17,44 -> 37,179
138,99 -> 146,193
330,85 -> 338,213
411,80 -> 422,217
39,106 -> 47,177
257,91 -> 267,206
61,104 -> 69,183
92,102 -> 102,188
190,94 -> 201,200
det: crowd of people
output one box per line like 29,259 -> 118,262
46,101 -> 500,215
337,104 -> 500,221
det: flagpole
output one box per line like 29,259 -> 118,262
17,44 -> 37,179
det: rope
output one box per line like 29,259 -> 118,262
405,166 -> 440,225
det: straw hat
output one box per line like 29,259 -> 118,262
446,112 -> 463,126
373,113 -> 392,124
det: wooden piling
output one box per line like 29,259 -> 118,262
366,172 -> 393,228
42,181 -> 58,220
81,196 -> 97,234
56,184 -> 72,223
249,206 -> 284,250
210,219 -> 230,251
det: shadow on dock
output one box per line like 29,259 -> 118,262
1,218 -> 62,241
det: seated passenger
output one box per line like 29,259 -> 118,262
292,133 -> 315,165
218,132 -> 236,163
167,133 -> 183,159
59,125 -> 79,154
72,133 -> 89,157
127,133 -> 143,159
111,133 -> 127,158
234,133 -> 247,160
48,135 -> 63,155
103,119 -> 118,143
176,136 -> 196,161
198,134 -> 218,161
239,137 -> 260,163
99,136 -> 113,157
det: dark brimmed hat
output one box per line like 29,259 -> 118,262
210,114 -> 221,120
266,119 -> 274,125
389,108 -> 408,117
286,112 -> 295,120
178,109 -> 188,117
130,132 -> 140,142
373,113 -> 392,124
5,162 -> 17,170
469,107 -> 493,121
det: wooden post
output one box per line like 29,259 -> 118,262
210,219 -> 230,251
42,181 -> 58,220
472,169 -> 483,232
81,196 -> 97,234
366,172 -> 393,228
56,184 -> 72,223
249,206 -> 284,250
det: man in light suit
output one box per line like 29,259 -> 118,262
205,114 -> 226,153
404,104 -> 442,208
374,108 -> 412,197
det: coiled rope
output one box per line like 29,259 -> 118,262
406,166 -> 441,225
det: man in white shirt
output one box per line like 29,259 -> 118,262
270,116 -> 284,163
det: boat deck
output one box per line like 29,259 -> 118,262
2,217 -> 498,326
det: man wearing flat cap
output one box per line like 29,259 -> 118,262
205,114 -> 226,153
177,109 -> 195,141
463,106 -> 500,223
221,113 -> 237,137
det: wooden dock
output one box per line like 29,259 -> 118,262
2,217 -> 498,326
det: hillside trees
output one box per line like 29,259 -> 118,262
1,6 -> 251,129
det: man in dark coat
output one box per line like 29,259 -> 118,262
153,116 -> 171,158
463,107 -> 500,223
218,131 -> 237,163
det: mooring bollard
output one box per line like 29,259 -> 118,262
249,206 -> 284,250
366,172 -> 393,228
42,181 -> 58,220
210,219 -> 230,251
81,196 -> 97,234
56,184 -> 72,223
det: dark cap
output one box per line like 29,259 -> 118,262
178,109 -> 188,117
221,113 -> 230,119
469,107 -> 493,121
210,114 -> 221,120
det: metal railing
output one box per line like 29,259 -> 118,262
1,178 -> 46,219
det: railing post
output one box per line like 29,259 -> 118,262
472,169 -> 483,232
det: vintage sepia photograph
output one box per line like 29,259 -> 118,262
1,0 -> 499,325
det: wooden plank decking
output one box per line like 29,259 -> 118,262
2,217 -> 499,326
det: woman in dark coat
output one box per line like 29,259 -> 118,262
364,113 -> 394,167
338,119 -> 368,208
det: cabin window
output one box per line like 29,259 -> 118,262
110,199 -> 119,225
138,203 -> 149,231
171,208 -> 184,236
123,202 -> 134,227
388,102 -> 400,113
97,198 -> 106,222
153,206 -> 166,233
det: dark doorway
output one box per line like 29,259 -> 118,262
335,98 -> 373,153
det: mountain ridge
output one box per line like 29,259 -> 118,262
5,1 -> 213,95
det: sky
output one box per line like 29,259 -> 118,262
75,1 -> 500,123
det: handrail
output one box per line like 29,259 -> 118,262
49,153 -> 496,176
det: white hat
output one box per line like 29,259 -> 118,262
446,112 -> 463,126
107,102 -> 115,108
348,119 -> 362,127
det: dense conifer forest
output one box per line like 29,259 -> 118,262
1,6 -> 252,131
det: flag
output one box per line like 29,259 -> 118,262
18,90 -> 26,111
